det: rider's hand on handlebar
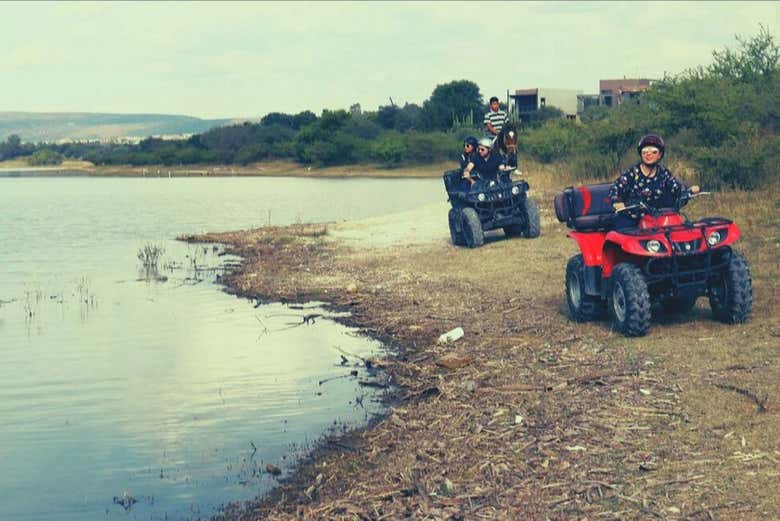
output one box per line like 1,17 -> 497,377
613,202 -> 626,212
690,185 -> 700,194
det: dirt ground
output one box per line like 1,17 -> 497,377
187,170 -> 780,521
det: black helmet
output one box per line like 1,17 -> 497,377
464,136 -> 478,147
637,134 -> 665,158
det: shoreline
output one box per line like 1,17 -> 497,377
0,160 -> 450,179
188,188 -> 780,520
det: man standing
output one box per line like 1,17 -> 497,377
484,96 -> 507,137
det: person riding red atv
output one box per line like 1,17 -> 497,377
554,183 -> 752,336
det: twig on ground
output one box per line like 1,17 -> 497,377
713,383 -> 768,413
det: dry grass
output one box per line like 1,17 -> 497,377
0,158 -> 93,169
193,165 -> 779,520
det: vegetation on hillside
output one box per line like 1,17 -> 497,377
521,26 -> 778,189
1,28 -> 776,189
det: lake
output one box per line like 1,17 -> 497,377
0,176 -> 443,521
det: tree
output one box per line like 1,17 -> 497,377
0,134 -> 23,160
708,24 -> 778,83
421,80 -> 483,131
260,110 -> 317,130
27,148 -> 63,166
376,105 -> 400,130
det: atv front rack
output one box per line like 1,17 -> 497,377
644,246 -> 732,290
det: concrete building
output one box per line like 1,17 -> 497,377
576,94 -> 600,115
599,78 -> 653,107
508,88 -> 582,119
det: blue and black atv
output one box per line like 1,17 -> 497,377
443,170 -> 541,248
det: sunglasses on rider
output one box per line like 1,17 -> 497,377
641,147 -> 660,155
478,146 -> 489,152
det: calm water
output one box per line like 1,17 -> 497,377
0,176 -> 442,521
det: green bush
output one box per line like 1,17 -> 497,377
27,149 -> 63,166
520,120 -> 578,163
521,106 -> 565,129
564,151 -> 621,181
685,132 -> 779,189
235,143 -> 270,165
402,132 -> 457,163
371,133 -> 407,167
343,114 -> 382,140
296,131 -> 363,166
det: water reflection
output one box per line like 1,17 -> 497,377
0,177 -> 441,521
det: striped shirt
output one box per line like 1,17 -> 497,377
484,109 -> 507,135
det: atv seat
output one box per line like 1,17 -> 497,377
554,183 -> 615,231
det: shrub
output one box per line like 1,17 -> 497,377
521,106 -> 565,129
685,131 -> 779,189
343,115 -> 382,140
371,133 -> 407,167
27,149 -> 63,166
520,120 -> 578,163
402,132 -> 457,163
235,143 -> 270,165
564,151 -> 621,181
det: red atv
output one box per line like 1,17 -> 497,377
554,183 -> 752,336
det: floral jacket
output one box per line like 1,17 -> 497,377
608,163 -> 686,218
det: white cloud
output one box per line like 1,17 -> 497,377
0,1 -> 776,117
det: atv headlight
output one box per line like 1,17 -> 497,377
511,185 -> 520,195
644,240 -> 663,253
707,230 -> 722,246
477,193 -> 486,202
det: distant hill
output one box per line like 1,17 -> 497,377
0,112 -> 240,142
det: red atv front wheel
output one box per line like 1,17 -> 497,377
609,263 -> 651,337
709,250 -> 752,324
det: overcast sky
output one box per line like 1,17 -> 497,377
1,1 -> 776,119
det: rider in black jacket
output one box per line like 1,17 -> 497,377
609,134 -> 700,229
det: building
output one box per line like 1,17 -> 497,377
576,94 -> 600,115
599,78 -> 653,107
508,88 -> 582,119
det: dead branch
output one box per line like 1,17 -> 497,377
713,383 -> 768,413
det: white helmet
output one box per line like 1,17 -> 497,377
477,137 -> 493,149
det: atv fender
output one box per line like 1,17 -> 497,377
567,231 -> 607,266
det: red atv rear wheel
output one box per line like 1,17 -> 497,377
565,254 -> 603,322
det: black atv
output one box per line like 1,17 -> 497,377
443,170 -> 541,248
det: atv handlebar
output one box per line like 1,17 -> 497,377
615,189 -> 709,216
614,201 -> 649,214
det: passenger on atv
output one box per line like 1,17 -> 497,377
610,134 -> 700,229
461,137 -> 515,189
457,136 -> 479,191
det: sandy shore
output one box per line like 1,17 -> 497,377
185,176 -> 780,520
